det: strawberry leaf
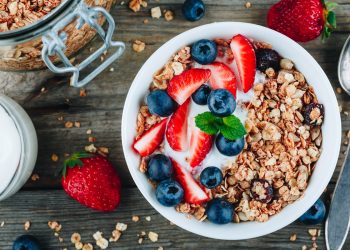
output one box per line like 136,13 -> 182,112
325,1 -> 338,11
61,152 -> 93,178
327,11 -> 336,28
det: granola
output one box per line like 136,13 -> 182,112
133,35 -> 324,224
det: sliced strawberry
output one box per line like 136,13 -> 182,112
202,62 -> 237,97
189,126 -> 213,168
133,119 -> 167,157
167,68 -> 211,105
166,98 -> 191,152
230,34 -> 256,93
171,158 -> 209,204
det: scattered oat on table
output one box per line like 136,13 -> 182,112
86,129 -> 93,135
0,221 -> 4,227
85,144 -> 97,153
74,121 -> 81,128
82,243 -> 93,250
116,222 -> 128,232
148,231 -> 158,242
24,221 -> 31,231
93,231 -> 108,249
143,19 -> 149,24
71,233 -> 81,244
145,216 -> 151,221
151,7 -> 162,19
132,215 -> 140,222
133,40 -> 146,53
31,173 -> 40,181
164,10 -> 174,21
129,0 -> 147,12
245,2 -> 252,8
65,121 -> 74,128
290,233 -> 297,241
336,87 -> 342,94
51,154 -> 59,162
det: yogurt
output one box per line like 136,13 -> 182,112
0,105 -> 21,194
164,71 -> 267,173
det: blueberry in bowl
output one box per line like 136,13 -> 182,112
206,198 -> 234,224
208,89 -> 236,117
182,0 -> 205,22
147,154 -> 173,182
191,39 -> 217,65
192,84 -> 212,105
215,133 -> 245,156
156,179 -> 184,207
146,89 -> 177,117
200,166 -> 223,189
13,235 -> 42,250
299,199 -> 326,225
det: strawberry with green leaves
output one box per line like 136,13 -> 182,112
267,0 -> 337,42
61,153 -> 121,212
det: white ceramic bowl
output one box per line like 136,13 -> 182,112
122,22 -> 341,240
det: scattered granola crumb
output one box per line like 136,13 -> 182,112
151,7 -> 162,19
164,10 -> 174,21
132,215 -> 140,222
41,87 -> 46,93
80,88 -> 87,97
109,67 -> 114,72
148,232 -> 158,242
302,246 -> 307,250
245,2 -> 252,8
0,221 -> 4,227
51,154 -> 59,162
344,140 -> 348,146
48,221 -> 62,232
145,216 -> 151,221
88,136 -> 96,143
158,247 -> 163,250
31,174 -> 40,181
290,233 -> 297,241
97,147 -> 109,156
65,121 -> 74,128
143,19 -> 149,24
71,233 -> 81,244
317,229 -> 321,237
347,130 -> 350,139
58,116 -> 64,121
336,87 -> 342,94
93,231 -> 108,249
344,111 -> 349,116
85,144 -> 97,153
58,237 -> 64,243
138,238 -> 143,244
86,129 -> 92,135
24,221 -> 31,231
308,228 -> 317,237
75,241 -> 83,249
82,243 -> 93,250
116,222 -> 128,232
74,121 -> 81,128
133,40 -> 146,53
339,105 -> 343,112
109,229 -> 121,242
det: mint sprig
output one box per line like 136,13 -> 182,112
195,112 -> 246,140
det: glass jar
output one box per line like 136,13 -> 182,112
0,95 -> 38,201
0,0 -> 125,88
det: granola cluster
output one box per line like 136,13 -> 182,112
0,0 -> 62,32
136,42 -> 323,224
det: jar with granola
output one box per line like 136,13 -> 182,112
0,0 -> 125,88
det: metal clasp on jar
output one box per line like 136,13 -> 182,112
42,1 -> 125,88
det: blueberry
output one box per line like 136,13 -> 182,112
192,84 -> 212,105
303,103 -> 325,126
191,40 -> 217,65
147,154 -> 173,182
256,48 -> 281,72
200,167 -> 223,189
206,198 -> 233,224
207,89 -> 236,117
182,0 -> 205,22
147,90 -> 177,117
156,179 -> 184,207
299,199 -> 326,225
250,179 -> 274,203
215,133 -> 245,156
13,235 -> 41,250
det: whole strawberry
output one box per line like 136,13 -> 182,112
61,152 -> 121,212
267,0 -> 337,42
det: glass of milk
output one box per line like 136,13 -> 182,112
0,95 -> 38,201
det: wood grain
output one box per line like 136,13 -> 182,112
0,0 -> 350,249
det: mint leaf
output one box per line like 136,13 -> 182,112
195,112 -> 221,135
219,116 -> 247,140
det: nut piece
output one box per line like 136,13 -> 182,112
71,233 -> 81,244
280,58 -> 294,70
148,231 -> 158,242
151,7 -> 162,19
82,243 -> 93,250
133,40 -> 146,53
164,10 -> 174,21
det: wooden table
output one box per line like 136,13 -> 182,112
1,0 -> 350,249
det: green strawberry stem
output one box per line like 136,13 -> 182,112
321,0 -> 338,41
61,152 -> 93,178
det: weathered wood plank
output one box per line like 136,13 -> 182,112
0,189 -> 349,250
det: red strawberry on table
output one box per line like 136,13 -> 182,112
230,34 -> 256,93
133,118 -> 168,157
267,0 -> 337,42
167,68 -> 211,105
166,98 -> 191,152
171,158 -> 209,204
61,153 -> 121,212
189,125 -> 213,168
202,62 -> 237,97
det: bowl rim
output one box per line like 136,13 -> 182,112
121,22 -> 342,240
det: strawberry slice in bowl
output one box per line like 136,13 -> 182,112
189,125 -> 214,168
171,158 -> 209,204
230,34 -> 256,93
202,62 -> 237,97
167,68 -> 211,105
133,118 -> 168,157
166,98 -> 191,152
